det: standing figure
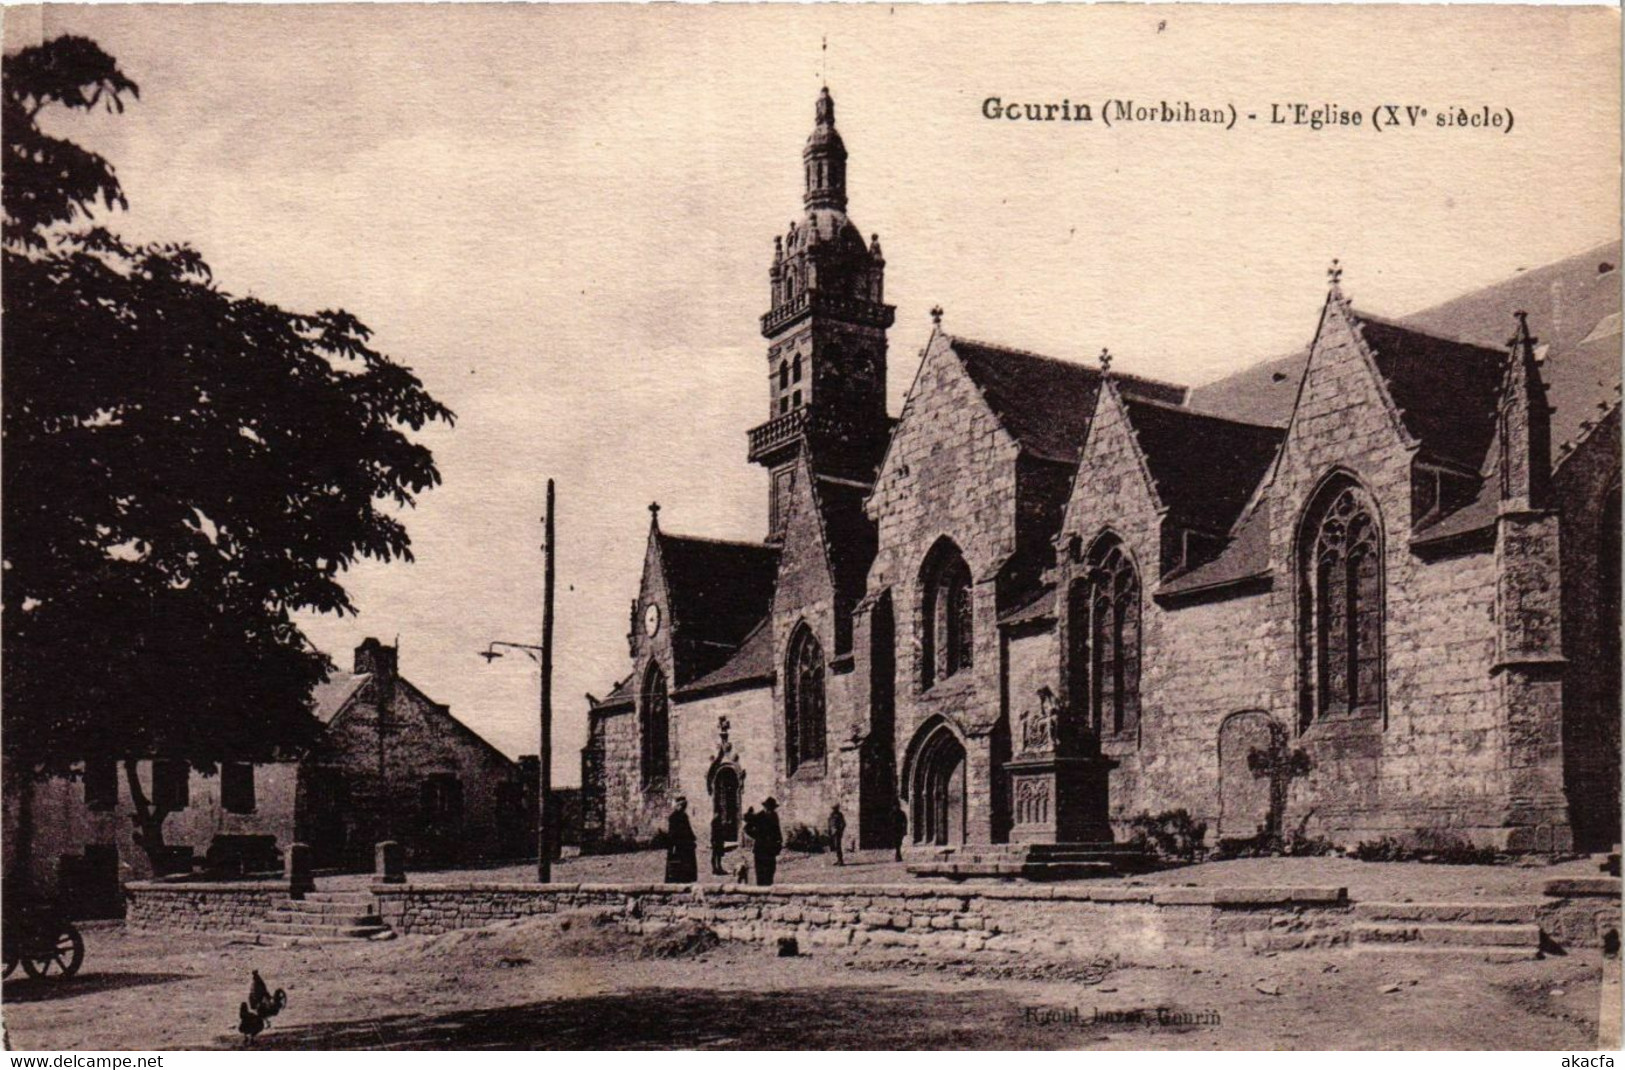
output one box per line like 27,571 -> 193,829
891,799 -> 908,862
753,797 -> 783,887
664,796 -> 698,884
709,809 -> 729,876
827,803 -> 847,866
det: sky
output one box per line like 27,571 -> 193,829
9,4 -> 1619,783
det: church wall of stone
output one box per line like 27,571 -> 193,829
670,686 -> 776,829
1250,305 -> 1517,845
1553,406 -> 1621,849
866,335 -> 1024,844
768,453 -> 845,832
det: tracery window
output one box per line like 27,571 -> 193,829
786,625 -> 826,771
1068,535 -> 1141,736
1298,480 -> 1384,729
640,663 -> 670,785
921,542 -> 974,689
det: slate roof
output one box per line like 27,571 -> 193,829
1156,499 -> 1274,599
950,337 -> 1188,463
1121,398 -> 1285,533
657,531 -> 780,684
1354,315 -> 1507,471
310,671 -> 370,724
1186,241 -> 1623,466
675,618 -> 775,697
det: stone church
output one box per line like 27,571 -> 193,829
581,88 -> 1622,857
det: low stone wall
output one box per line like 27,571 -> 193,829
370,882 -> 1353,959
125,881 -> 286,932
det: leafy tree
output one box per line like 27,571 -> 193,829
2,36 -> 455,873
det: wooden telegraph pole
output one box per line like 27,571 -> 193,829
539,479 -> 556,883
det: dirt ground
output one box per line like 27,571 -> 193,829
1,917 -> 1613,1051
333,848 -> 1606,902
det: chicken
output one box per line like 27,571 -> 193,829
234,969 -> 287,1045
248,969 -> 287,1022
237,1003 -> 264,1045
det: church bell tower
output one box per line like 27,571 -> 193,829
748,88 -> 894,540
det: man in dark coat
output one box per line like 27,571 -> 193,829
709,810 -> 729,876
664,797 -> 698,884
753,797 -> 783,887
827,803 -> 847,866
891,800 -> 908,862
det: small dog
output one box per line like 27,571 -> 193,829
736,861 -> 750,884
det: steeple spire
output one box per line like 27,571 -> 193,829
803,87 -> 848,211
1498,311 -> 1552,510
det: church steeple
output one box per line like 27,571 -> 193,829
804,87 -> 847,211
750,88 -> 894,539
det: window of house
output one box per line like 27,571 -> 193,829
779,396 -> 790,415
1068,536 -> 1141,737
152,760 -> 190,812
792,354 -> 802,383
640,663 -> 670,785
779,361 -> 789,391
785,625 -> 827,771
420,774 -> 463,824
84,760 -> 117,812
792,390 -> 802,409
921,542 -> 974,689
1298,479 -> 1384,729
221,762 -> 256,814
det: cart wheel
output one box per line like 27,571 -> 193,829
21,924 -> 83,979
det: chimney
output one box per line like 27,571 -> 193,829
353,637 -> 398,679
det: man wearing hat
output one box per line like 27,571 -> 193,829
752,797 -> 783,887
664,796 -> 698,884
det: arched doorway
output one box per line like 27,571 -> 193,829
711,765 -> 741,841
911,725 -> 967,846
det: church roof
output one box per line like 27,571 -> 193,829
950,336 -> 1188,463
1156,499 -> 1273,599
656,531 -> 780,684
675,618 -> 774,698
1186,241 -> 1623,467
1353,314 -> 1507,471
1121,397 -> 1286,533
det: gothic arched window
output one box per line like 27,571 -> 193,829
1297,478 -> 1384,729
792,354 -> 803,383
1069,535 -> 1141,737
640,662 -> 670,785
921,542 -> 974,689
779,361 -> 789,391
786,625 -> 826,771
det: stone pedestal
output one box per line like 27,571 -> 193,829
285,842 -> 314,898
1004,754 -> 1117,844
375,840 -> 406,884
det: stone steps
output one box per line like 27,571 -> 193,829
1353,900 -> 1541,925
1352,921 -> 1542,959
908,860 -> 1118,881
247,893 -> 392,942
255,920 -> 393,939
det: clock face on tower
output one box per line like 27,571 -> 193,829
644,603 -> 661,637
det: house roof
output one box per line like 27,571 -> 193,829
1121,397 -> 1285,533
657,531 -> 779,683
950,336 -> 1188,463
1186,241 -> 1623,465
310,671 -> 370,724
675,617 -> 775,697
